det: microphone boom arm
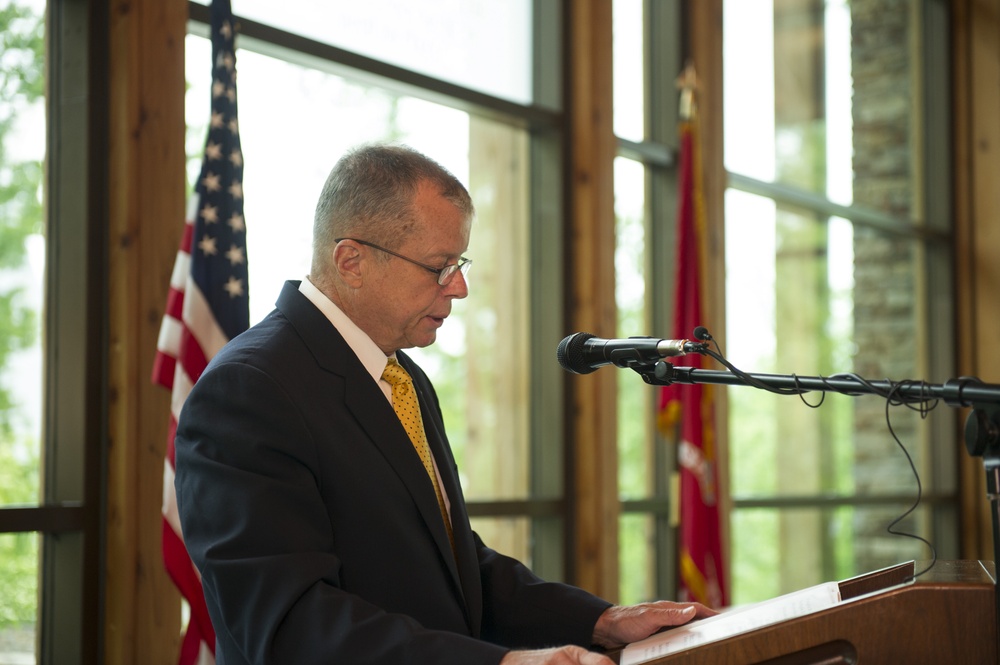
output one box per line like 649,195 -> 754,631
635,361 -> 1000,409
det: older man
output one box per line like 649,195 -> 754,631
174,143 -> 712,664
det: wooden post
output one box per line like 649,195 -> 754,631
105,0 -> 188,662
565,0 -> 620,601
953,0 -> 1000,561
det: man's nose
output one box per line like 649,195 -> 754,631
443,269 -> 469,298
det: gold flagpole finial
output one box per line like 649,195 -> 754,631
676,62 -> 699,121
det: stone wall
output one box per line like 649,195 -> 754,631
850,0 -> 926,571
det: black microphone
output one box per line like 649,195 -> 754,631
556,332 -> 703,374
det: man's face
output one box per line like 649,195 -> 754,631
361,181 -> 471,354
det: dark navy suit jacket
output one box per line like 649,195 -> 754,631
174,280 -> 611,664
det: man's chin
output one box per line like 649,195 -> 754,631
404,330 -> 438,350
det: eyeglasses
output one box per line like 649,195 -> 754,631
335,237 -> 472,286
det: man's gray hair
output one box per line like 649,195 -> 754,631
312,143 -> 474,276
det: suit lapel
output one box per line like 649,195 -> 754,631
399,352 -> 484,637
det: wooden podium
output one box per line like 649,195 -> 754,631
612,560 -> 997,664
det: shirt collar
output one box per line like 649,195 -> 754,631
298,276 -> 391,386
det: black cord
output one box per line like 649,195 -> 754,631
882,381 -> 938,580
702,340 -> 828,409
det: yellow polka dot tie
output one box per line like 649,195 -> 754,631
381,358 -> 455,552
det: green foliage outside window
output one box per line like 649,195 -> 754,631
0,0 -> 45,630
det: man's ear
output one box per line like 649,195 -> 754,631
332,240 -> 364,288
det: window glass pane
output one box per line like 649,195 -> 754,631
615,157 -> 650,501
723,0 -> 948,607
725,190 -> 942,599
726,192 -> 933,491
0,532 -> 38,664
471,516 -> 531,567
613,0 -> 644,142
619,513 -> 656,605
723,0 -> 775,183
724,0 -> 855,206
186,34 -> 532,501
457,120 -> 531,501
615,157 -> 657,602
191,0 -> 533,105
731,505 -> 932,604
0,0 -> 45,510
726,192 -> 855,500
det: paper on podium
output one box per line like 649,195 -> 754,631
619,581 -> 843,665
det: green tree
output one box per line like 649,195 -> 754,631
0,0 -> 46,631
0,2 -> 44,431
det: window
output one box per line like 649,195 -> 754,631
0,1 -> 46,661
0,0 -> 104,662
723,0 -> 956,603
615,154 -> 656,604
190,0 -> 533,105
185,0 -> 564,579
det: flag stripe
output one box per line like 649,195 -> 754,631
162,520 -> 215,647
162,445 -> 182,534
156,314 -> 184,361
170,367 -> 195,423
182,282 -> 230,361
177,326 -> 210,390
170,234 -> 192,287
151,353 -> 177,395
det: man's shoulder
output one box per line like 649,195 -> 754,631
212,309 -> 301,368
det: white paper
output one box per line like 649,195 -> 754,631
619,581 -> 842,665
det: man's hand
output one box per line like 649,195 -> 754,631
496,601 -> 718,664
591,601 -> 718,649
500,646 -> 614,665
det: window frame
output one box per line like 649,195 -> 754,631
0,0 -> 109,663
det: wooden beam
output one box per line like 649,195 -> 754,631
565,0 -> 620,601
105,0 -> 187,662
953,0 -> 1000,561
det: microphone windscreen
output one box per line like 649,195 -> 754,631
556,332 -> 597,374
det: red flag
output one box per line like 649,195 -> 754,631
657,71 -> 728,609
152,2 -> 248,662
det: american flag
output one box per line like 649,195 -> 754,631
152,1 -> 248,663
